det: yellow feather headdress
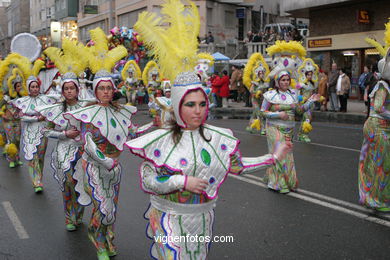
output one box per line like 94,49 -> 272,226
365,19 -> 390,57
122,60 -> 141,81
0,53 -> 32,96
243,53 -> 270,89
142,60 -> 161,86
298,58 -> 319,84
43,38 -> 88,76
197,53 -> 214,66
135,0 -> 200,81
266,40 -> 306,58
85,27 -> 128,74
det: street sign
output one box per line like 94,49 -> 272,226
84,5 -> 98,14
308,38 -> 332,48
236,8 -> 245,19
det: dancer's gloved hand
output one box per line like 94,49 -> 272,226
185,176 -> 208,194
3,95 -> 10,102
273,141 -> 293,161
308,93 -> 321,102
65,129 -> 80,139
279,111 -> 289,120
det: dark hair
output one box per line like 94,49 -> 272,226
340,67 -> 346,73
305,71 -> 313,76
222,70 -> 228,75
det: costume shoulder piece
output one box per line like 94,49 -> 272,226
64,104 -> 137,151
263,89 -> 299,105
12,95 -> 57,115
369,80 -> 390,98
35,100 -> 89,128
155,96 -> 172,110
126,124 -> 239,199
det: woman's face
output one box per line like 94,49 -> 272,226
278,75 -> 290,91
180,89 -> 207,130
62,82 -> 78,101
14,82 -> 22,93
258,71 -> 264,79
29,82 -> 40,97
96,81 -> 114,104
306,71 -> 313,80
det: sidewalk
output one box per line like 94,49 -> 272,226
211,99 -> 367,124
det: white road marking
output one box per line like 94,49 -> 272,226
2,201 -> 29,239
229,174 -> 390,228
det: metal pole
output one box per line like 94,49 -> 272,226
108,0 -> 114,31
45,0 -> 48,47
260,5 -> 263,32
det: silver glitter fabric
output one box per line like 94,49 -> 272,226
173,71 -> 200,86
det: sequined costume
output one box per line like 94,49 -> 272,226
12,79 -> 57,190
297,58 -> 319,143
129,2 -> 281,257
243,53 -> 270,134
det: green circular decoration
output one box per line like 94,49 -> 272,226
201,148 -> 211,166
96,150 -> 105,159
110,118 -> 117,128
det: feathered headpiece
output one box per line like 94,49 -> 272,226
298,58 -> 319,83
195,52 -> 214,82
243,53 -> 270,89
365,19 -> 390,57
122,60 -> 141,83
85,27 -> 128,92
135,0 -> 200,81
267,40 -> 306,80
0,53 -> 33,97
142,60 -> 161,86
44,39 -> 89,91
135,0 -> 203,128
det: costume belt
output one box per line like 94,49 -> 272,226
150,195 -> 216,215
267,118 -> 295,128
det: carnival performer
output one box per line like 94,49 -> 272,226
36,40 -> 90,230
120,60 -> 141,105
0,53 -> 32,168
261,41 -> 320,194
243,53 -> 270,134
143,60 -> 162,117
151,80 -> 172,127
12,71 -> 57,193
195,53 -> 214,108
359,23 -> 390,212
63,27 -> 154,260
126,1 -> 291,259
297,58 -> 319,143
78,71 -> 94,99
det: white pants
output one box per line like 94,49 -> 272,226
222,97 -> 228,108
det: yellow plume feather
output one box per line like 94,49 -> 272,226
5,143 -> 18,157
0,135 -> 4,147
44,39 -> 88,75
31,59 -> 45,77
197,53 -> 215,66
135,0 -> 199,81
0,53 -> 31,96
85,27 -> 128,74
365,19 -> 390,57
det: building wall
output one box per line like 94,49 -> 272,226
30,0 -> 55,36
77,0 -> 253,44
309,0 -> 390,37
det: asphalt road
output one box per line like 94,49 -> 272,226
0,112 -> 389,260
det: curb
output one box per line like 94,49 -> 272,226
211,107 -> 366,124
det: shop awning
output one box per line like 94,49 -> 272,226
212,52 -> 230,61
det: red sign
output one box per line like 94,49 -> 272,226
358,10 -> 369,24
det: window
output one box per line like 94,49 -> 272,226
118,8 -> 146,27
225,10 -> 235,28
207,8 -> 213,26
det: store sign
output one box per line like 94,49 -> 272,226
236,8 -> 245,19
308,38 -> 332,48
84,5 -> 98,14
358,10 -> 369,24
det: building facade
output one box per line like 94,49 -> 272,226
77,0 -> 256,44
283,0 -> 389,98
30,0 -> 55,48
